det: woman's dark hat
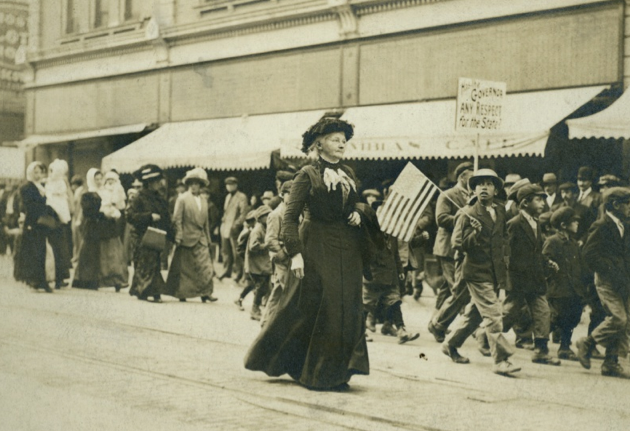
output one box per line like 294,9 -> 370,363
468,169 -> 504,191
134,164 -> 163,183
301,117 -> 354,154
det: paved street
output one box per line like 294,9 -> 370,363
0,255 -> 629,431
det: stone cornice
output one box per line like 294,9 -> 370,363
353,0 -> 445,16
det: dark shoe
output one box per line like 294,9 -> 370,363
179,298 -> 187,302
427,322 -> 446,343
365,333 -> 373,342
515,340 -> 535,350
43,284 -> 54,293
55,281 -> 68,289
366,313 -> 376,333
532,350 -> 561,366
115,285 -> 122,293
591,346 -> 605,360
413,288 -> 422,301
557,348 -> 578,361
234,298 -> 244,311
441,343 -> 470,364
397,327 -> 420,344
152,296 -> 163,303
251,304 -> 262,321
202,295 -> 218,303
576,337 -> 595,370
601,362 -> 630,379
381,321 -> 397,337
493,361 -> 521,376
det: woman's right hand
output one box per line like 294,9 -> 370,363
291,253 -> 305,279
151,213 -> 161,222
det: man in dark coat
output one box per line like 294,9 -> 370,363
441,169 -> 519,376
502,184 -> 561,366
427,162 -> 472,341
577,166 -> 602,212
577,187 -> 630,379
553,182 -> 595,244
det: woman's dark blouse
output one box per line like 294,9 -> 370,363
127,188 -> 174,241
20,182 -> 47,229
283,158 -> 359,257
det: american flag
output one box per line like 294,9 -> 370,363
377,163 -> 439,242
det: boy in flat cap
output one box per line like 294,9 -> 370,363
555,182 -> 594,243
543,207 -> 584,360
246,205 -> 272,321
577,188 -> 630,378
442,169 -> 519,376
502,184 -> 561,366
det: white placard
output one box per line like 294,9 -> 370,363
456,78 -> 506,131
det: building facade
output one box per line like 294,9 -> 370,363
22,0 -> 630,179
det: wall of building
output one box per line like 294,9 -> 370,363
27,1 -> 623,135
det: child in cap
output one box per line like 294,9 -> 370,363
234,210 -> 257,311
246,205 -> 272,321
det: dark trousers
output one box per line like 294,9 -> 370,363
220,235 -> 243,279
591,279 -> 630,358
502,291 -> 551,341
250,273 -> 270,306
548,296 -> 582,348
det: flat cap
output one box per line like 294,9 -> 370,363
551,207 -> 580,229
602,187 -> 630,205
224,176 -> 238,185
280,180 -> 293,194
361,189 -> 381,199
254,205 -> 272,219
245,210 -> 257,221
598,174 -> 621,187
504,173 -> 522,186
558,182 -> 579,193
507,178 -> 531,201
539,211 -> 553,227
517,184 -> 547,203
454,162 -> 474,180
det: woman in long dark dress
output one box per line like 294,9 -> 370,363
72,168 -> 105,290
244,118 -> 369,390
127,164 -> 174,303
17,161 -> 52,292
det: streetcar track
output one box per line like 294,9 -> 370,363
0,338 -> 442,431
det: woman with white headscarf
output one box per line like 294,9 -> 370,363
45,159 -> 73,288
72,168 -> 105,290
96,170 -> 129,291
16,161 -> 52,292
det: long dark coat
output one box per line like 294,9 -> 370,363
16,182 -> 48,285
245,158 -> 369,389
72,192 -> 103,289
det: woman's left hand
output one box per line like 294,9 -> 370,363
347,211 -> 361,227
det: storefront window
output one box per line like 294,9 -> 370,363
94,0 -> 109,28
65,0 -> 78,34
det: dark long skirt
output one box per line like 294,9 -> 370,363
48,223 -> 71,282
72,235 -> 100,290
129,233 -> 166,299
165,243 -> 214,299
16,226 -> 47,286
99,237 -> 129,287
244,220 -> 369,389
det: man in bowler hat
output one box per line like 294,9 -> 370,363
219,177 -> 249,281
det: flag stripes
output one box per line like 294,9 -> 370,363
377,163 -> 439,242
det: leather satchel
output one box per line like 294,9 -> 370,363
141,226 -> 167,251
36,214 -> 59,230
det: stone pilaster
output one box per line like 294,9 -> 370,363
625,0 -> 630,89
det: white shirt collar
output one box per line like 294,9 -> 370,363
579,187 -> 593,200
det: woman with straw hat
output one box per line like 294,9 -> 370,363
166,168 -> 216,303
